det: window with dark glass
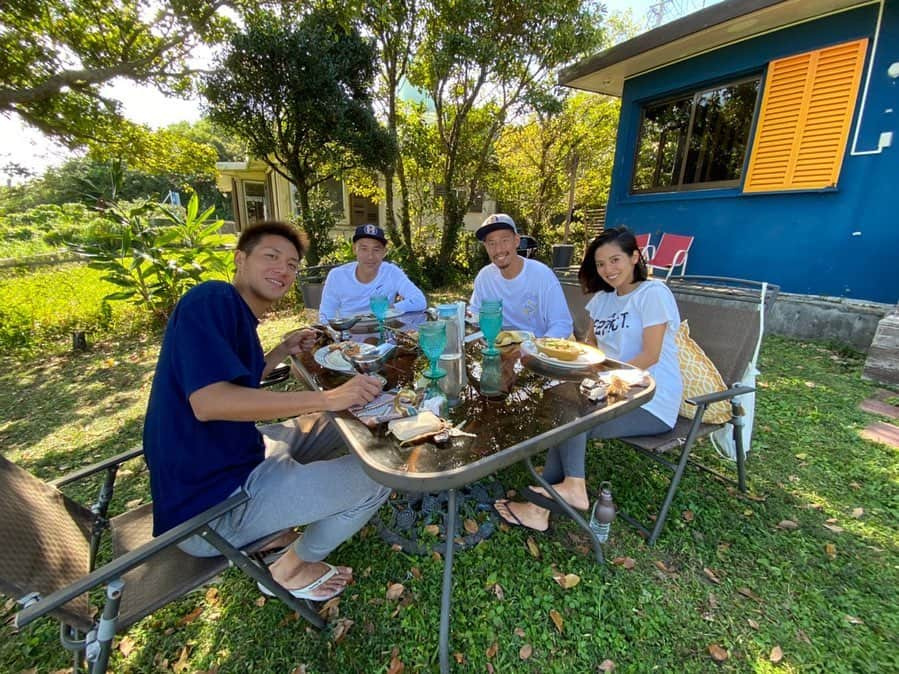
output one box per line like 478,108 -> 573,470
631,76 -> 761,193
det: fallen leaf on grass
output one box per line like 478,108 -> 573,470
387,647 -> 404,674
519,644 -> 533,660
424,524 -> 440,536
172,645 -> 191,673
747,618 -> 759,630
486,664 -> 495,674
825,543 -> 837,559
514,627 -> 526,638
386,583 -> 405,601
549,609 -> 564,633
331,617 -> 354,643
391,544 -> 403,552
125,498 -> 143,509
118,635 -> 136,657
654,560 -> 677,575
463,518 -> 479,534
737,587 -> 763,602
851,507 -> 864,518
485,641 -> 498,659
703,568 -> 721,584
526,537 -> 541,559
205,587 -> 220,605
708,644 -> 729,662
552,571 -> 581,589
178,606 -> 203,626
290,666 -> 308,674
317,597 -> 340,621
823,523 -> 844,534
770,645 -> 784,663
612,556 -> 636,569
849,481 -> 861,490
492,583 -> 505,600
453,652 -> 465,664
255,595 -> 267,607
796,629 -> 811,644
777,519 -> 799,530
845,614 -> 864,625
410,567 -> 422,580
682,509 -> 694,522
598,659 -> 616,671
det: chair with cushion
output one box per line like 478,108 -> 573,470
0,449 -> 324,674
646,233 -> 693,281
555,273 -> 777,546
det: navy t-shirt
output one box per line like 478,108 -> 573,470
143,281 -> 266,535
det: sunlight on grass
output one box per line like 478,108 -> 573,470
1,324 -> 896,672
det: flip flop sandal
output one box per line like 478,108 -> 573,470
257,562 -> 346,601
521,487 -> 586,515
492,500 -> 550,533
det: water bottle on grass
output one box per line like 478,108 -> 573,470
589,481 -> 616,543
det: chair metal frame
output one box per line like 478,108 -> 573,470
1,448 -> 324,674
646,233 -> 694,281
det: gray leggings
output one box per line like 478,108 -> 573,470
541,407 -> 672,484
178,413 -> 391,561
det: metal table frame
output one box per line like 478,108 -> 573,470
291,346 -> 653,672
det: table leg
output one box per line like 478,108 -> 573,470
525,458 -> 605,565
439,488 -> 456,674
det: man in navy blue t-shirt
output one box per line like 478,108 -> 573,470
144,221 -> 390,602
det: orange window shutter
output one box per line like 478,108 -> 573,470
744,38 -> 868,192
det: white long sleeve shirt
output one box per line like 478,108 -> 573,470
318,261 -> 427,323
469,258 -> 573,339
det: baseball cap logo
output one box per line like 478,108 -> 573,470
364,224 -> 378,235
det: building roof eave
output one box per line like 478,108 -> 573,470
559,0 -> 877,97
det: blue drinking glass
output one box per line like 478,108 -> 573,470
478,299 -> 503,356
418,320 -> 447,379
370,294 -> 390,343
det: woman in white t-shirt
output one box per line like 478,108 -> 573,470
495,227 -> 682,532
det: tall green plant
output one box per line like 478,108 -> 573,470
71,194 -> 235,323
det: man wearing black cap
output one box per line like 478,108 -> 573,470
470,213 -> 572,338
319,223 -> 427,323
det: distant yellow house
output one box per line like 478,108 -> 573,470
215,159 -> 496,237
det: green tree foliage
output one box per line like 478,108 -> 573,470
489,93 -> 620,244
71,193 -> 235,323
203,8 -> 395,264
400,0 -> 604,282
0,0 -> 231,146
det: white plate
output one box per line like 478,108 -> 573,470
313,343 -> 378,373
520,340 -> 605,369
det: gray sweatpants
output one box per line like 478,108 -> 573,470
541,407 -> 672,484
178,413 -> 391,561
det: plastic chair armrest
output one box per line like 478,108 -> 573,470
684,384 -> 755,407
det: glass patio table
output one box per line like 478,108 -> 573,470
291,323 -> 654,672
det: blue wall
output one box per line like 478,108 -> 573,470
607,1 -> 899,303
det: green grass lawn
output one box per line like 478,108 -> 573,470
1,310 -> 897,673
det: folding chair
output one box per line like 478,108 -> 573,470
646,233 -> 693,281
618,276 -> 778,545
634,233 -> 655,263
0,449 -> 324,674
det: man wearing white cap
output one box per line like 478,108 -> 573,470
319,224 -> 427,323
470,213 -> 572,338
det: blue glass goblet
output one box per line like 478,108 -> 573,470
418,320 -> 447,379
370,294 -> 390,344
478,299 -> 503,356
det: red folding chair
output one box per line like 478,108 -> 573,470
646,233 -> 693,281
634,233 -> 655,263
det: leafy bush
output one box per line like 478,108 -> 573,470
0,264 -> 146,356
297,189 -> 340,266
0,203 -> 112,258
71,195 -> 235,323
